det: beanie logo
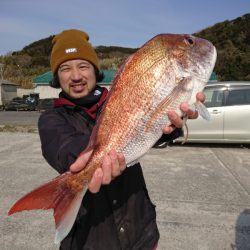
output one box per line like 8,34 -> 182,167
65,48 -> 77,53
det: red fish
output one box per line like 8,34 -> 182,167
8,34 -> 217,244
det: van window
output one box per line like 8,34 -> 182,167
246,89 -> 250,103
204,88 -> 224,107
226,89 -> 250,105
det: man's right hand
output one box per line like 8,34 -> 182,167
70,149 -> 126,193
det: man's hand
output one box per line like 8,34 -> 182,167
70,149 -> 126,193
163,92 -> 205,134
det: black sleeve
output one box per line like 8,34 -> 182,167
38,111 -> 91,174
162,128 -> 184,142
153,128 -> 183,148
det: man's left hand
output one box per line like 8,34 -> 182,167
163,92 -> 205,134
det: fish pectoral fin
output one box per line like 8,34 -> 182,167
8,172 -> 87,244
145,77 -> 193,132
145,91 -> 178,132
194,101 -> 211,121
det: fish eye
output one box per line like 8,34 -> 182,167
184,37 -> 195,47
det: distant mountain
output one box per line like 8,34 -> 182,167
194,13 -> 250,81
1,13 -> 249,88
12,36 -> 138,69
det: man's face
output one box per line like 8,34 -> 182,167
58,59 -> 97,99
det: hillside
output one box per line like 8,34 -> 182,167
0,13 -> 249,88
194,13 -> 250,81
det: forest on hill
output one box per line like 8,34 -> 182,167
0,13 -> 249,88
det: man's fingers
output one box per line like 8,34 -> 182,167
162,124 -> 176,134
102,155 -> 112,184
109,150 -> 122,177
87,150 -> 127,193
88,168 -> 103,193
70,149 -> 93,173
117,153 -> 126,172
196,92 -> 205,102
167,111 -> 183,128
180,102 -> 198,119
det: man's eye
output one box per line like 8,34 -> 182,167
79,65 -> 88,69
60,67 -> 70,72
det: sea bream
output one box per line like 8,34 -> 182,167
8,34 -> 217,244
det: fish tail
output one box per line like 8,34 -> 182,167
8,172 -> 86,244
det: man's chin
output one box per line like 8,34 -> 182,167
69,91 -> 88,99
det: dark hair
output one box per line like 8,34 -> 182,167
49,66 -> 105,88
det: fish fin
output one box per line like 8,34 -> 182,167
145,94 -> 173,132
8,172 -> 87,244
54,188 -> 85,244
181,119 -> 189,144
194,101 -> 211,121
181,100 -> 210,143
145,77 -> 192,132
110,54 -> 135,90
127,159 -> 140,167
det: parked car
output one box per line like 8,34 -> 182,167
37,98 -> 54,112
5,97 -> 35,111
174,81 -> 250,144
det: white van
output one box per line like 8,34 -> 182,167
179,81 -> 250,144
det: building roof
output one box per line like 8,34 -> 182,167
101,69 -> 117,83
33,70 -> 117,86
33,71 -> 53,84
0,79 -> 17,86
209,72 -> 217,82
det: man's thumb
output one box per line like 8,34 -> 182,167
70,149 -> 93,173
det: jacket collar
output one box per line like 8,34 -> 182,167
54,85 -> 108,120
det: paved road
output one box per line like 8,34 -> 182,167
0,111 -> 40,126
1,112 -> 250,250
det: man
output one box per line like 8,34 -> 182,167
38,29 -> 204,250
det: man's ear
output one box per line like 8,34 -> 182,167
49,75 -> 60,88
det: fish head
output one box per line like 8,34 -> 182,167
155,34 -> 217,103
100,34 -> 217,136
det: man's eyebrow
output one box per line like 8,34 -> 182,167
59,64 -> 70,68
79,62 -> 90,66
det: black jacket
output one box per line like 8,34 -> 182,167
38,90 -> 163,250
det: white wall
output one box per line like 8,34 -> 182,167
33,83 -> 111,100
34,85 -> 60,99
17,88 -> 34,97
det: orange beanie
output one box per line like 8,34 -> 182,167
50,29 -> 100,74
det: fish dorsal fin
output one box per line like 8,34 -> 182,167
110,54 -> 135,90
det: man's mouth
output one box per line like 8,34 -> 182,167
70,83 -> 86,93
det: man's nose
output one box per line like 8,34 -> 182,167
71,68 -> 82,81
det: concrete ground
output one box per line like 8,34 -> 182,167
0,113 -> 250,249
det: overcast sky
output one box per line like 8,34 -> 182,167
0,0 -> 249,56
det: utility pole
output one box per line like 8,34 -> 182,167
0,63 -> 4,82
